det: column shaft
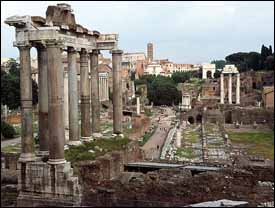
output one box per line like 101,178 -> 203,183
64,72 -> 69,129
37,46 -> 49,152
80,49 -> 91,138
112,50 -> 123,134
68,48 -> 79,142
47,42 -> 65,163
236,73 -> 240,104
220,73 -> 224,104
228,73 -> 232,104
90,50 -> 100,133
18,46 -> 35,162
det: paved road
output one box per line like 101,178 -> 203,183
1,133 -> 38,148
1,137 -> 21,148
141,107 -> 175,160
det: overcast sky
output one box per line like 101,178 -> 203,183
1,1 -> 274,63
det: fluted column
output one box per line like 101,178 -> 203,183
18,45 -> 35,162
80,49 -> 91,140
90,50 -> 100,133
68,47 -> 80,144
220,73 -> 224,104
46,41 -> 65,164
37,45 -> 49,154
112,49 -> 123,134
236,73 -> 240,105
228,73 -> 232,104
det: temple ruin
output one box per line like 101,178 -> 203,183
5,3 -> 123,206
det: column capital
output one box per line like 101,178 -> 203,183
91,49 -> 100,55
67,46 -> 77,53
17,45 -> 32,50
80,48 -> 88,55
111,49 -> 123,54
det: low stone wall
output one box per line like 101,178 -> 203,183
129,115 -> 151,140
77,141 -> 144,184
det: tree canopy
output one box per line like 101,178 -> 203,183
1,60 -> 38,110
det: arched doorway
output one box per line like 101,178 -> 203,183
207,71 -> 212,79
196,114 -> 202,123
188,116 -> 195,124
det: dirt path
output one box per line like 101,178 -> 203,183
141,107 -> 175,160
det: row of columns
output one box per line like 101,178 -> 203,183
18,42 -> 123,164
220,73 -> 240,105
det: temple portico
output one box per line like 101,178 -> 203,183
220,65 -> 240,105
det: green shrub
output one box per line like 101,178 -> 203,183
1,121 -> 16,139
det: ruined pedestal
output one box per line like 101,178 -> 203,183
17,159 -> 81,207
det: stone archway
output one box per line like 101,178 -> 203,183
207,71 -> 212,79
188,116 -> 195,124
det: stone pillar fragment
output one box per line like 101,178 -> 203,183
46,41 -> 65,164
18,46 -> 35,162
90,50 -> 100,133
112,49 -> 123,134
236,73 -> 240,105
68,47 -> 80,144
220,73 -> 224,104
228,73 -> 232,104
37,45 -> 49,153
64,71 -> 69,129
136,97 -> 140,115
80,49 -> 91,140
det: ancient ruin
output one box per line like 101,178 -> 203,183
4,3 -> 123,206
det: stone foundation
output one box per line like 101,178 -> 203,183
17,159 -> 81,207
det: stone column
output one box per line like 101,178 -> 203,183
132,81 -> 135,98
46,41 -> 66,164
106,77 -> 109,100
37,45 -> 49,154
220,73 -> 224,104
112,49 -> 123,134
136,97 -> 140,115
68,47 -> 80,145
105,77 -> 108,100
18,46 -> 35,162
228,73 -> 232,104
90,50 -> 101,134
64,71 -> 69,129
80,49 -> 91,140
236,73 -> 240,105
176,128 -> 181,148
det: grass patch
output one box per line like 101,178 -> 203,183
1,144 -> 21,153
183,130 -> 200,143
228,131 -> 274,160
175,146 -> 197,159
65,136 -> 130,164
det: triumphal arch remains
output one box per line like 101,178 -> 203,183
5,3 -> 123,206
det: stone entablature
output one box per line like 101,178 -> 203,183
222,64 -> 238,74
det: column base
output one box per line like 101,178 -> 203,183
92,133 -> 102,138
67,140 -> 82,146
18,153 -> 36,162
47,158 -> 66,165
81,136 -> 92,142
17,160 -> 81,207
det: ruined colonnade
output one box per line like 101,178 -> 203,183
220,66 -> 240,105
16,42 -> 123,162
